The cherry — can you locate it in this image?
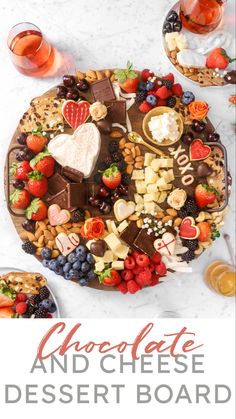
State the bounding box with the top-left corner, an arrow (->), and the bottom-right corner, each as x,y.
89,196 -> 101,207
98,186 -> 110,198
66,88 -> 80,101
117,184 -> 128,196
207,132 -> 220,142
192,119 -> 206,133
56,85 -> 68,98
16,133 -> 27,145
22,219 -> 36,233
76,79 -> 89,92
63,75 -> 76,87
16,148 -> 34,162
99,202 -> 112,215
181,132 -> 194,145
110,192 -> 120,203
13,179 -> 25,190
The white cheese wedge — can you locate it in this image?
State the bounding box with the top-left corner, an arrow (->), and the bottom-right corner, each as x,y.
145,167 -> 158,184
157,191 -> 167,203
135,181 -> 147,194
104,233 -> 121,251
114,244 -> 129,259
110,221 -> 119,236
147,184 -> 159,194
111,261 -> 124,270
144,193 -> 159,202
175,33 -> 188,51
144,202 -> 158,214
159,184 -> 173,191
131,169 -> 145,180
95,261 -> 105,272
156,177 -> 168,188
134,193 -> 144,204
105,220 -> 112,234
151,159 -> 162,172
144,153 -> 156,166
117,220 -> 129,233
177,49 -> 206,68
165,32 -> 178,51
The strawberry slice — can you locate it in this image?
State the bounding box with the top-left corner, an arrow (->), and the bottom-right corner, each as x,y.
114,61 -> 139,93
0,307 -> 14,318
0,284 -> 16,308
102,164 -> 121,189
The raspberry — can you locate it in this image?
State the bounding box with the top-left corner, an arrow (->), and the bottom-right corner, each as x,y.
15,293 -> 27,303
47,313 -> 53,318
15,302 -> 27,314
136,254 -> 149,268
131,250 -> 142,261
162,73 -> 174,84
156,86 -> 172,99
156,98 -> 167,106
150,274 -> 160,287
149,262 -> 155,273
155,262 -> 167,276
132,266 -> 144,275
151,252 -> 162,264
127,280 -> 140,294
121,270 -> 134,281
172,83 -> 183,97
124,256 -> 136,270
141,69 -> 154,81
139,100 -> 152,113
116,281 -> 128,294
136,270 -> 152,286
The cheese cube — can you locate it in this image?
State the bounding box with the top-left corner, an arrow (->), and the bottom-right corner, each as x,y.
131,169 -> 145,180
103,250 -> 115,263
156,158 -> 173,168
151,159 -> 162,172
110,221 -> 119,236
144,153 -> 156,166
95,261 -> 105,272
134,193 -> 144,204
159,184 -> 173,191
157,191 -> 167,203
117,220 -> 129,233
167,169 -> 174,182
105,220 -> 112,234
104,233 -> 121,251
145,167 -> 158,184
147,183 -> 158,193
144,202 -> 158,214
144,193 -> 159,202
135,203 -> 144,212
135,181 -> 147,194
111,261 -> 124,270
114,244 -> 129,259
156,177 -> 168,188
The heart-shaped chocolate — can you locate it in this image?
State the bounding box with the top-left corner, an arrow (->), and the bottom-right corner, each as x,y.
48,204 -> 71,226
179,217 -> 200,240
114,199 -> 135,222
190,139 -> 211,161
90,240 -> 107,257
55,232 -> 80,256
196,162 -> 213,178
154,232 -> 176,256
62,100 -> 90,129
48,123 -> 101,178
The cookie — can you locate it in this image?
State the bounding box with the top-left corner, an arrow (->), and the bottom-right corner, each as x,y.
0,272 -> 47,294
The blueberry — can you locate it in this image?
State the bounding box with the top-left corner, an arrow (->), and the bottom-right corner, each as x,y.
138,80 -> 147,91
76,244 -> 86,254
67,252 -> 77,264
146,94 -> 157,107
64,272 -> 72,280
81,261 -> 90,273
78,271 -> 84,278
48,302 -> 57,313
63,262 -> 72,273
41,247 -> 52,260
55,266 -> 64,276
39,299 -> 53,310
73,260 -> 81,271
86,253 -> 94,265
181,91 -> 195,105
48,260 -> 59,272
87,270 -> 96,281
69,269 -> 80,279
79,278 -> 89,286
77,252 -> 87,262
146,81 -> 155,91
57,255 -> 67,266
42,259 -> 50,268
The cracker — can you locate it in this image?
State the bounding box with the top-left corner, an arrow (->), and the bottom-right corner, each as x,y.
0,272 -> 47,294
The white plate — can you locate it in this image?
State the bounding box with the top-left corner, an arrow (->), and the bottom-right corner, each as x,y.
0,267 -> 60,318
161,1 -> 236,88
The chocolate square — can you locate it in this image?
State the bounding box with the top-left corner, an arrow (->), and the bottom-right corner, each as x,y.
120,222 -> 140,250
46,190 -> 69,209
67,183 -> 88,208
91,77 -> 116,102
62,166 -> 84,183
134,229 -> 156,257
105,100 -> 126,124
48,172 -> 68,195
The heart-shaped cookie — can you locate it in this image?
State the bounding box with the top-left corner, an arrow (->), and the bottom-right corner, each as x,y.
190,139 -> 211,161
48,204 -> 71,226
48,123 -> 101,178
114,199 -> 135,222
55,232 -> 80,256
179,217 -> 200,240
154,233 -> 176,256
62,100 -> 90,129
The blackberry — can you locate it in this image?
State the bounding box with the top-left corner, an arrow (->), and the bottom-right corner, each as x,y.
135,90 -> 147,103
185,197 -> 199,216
181,250 -> 195,263
121,173 -> 131,185
104,156 -> 113,166
117,160 -> 126,171
182,239 -> 198,251
72,208 -> 85,222
39,286 -> 50,300
166,96 -> 177,108
23,305 -> 35,318
97,161 -> 108,171
112,151 -> 123,162
178,208 -> 188,219
34,308 -> 48,318
22,241 -> 37,255
29,295 -> 41,307
94,172 -> 102,184
162,79 -> 173,89
108,141 -> 118,154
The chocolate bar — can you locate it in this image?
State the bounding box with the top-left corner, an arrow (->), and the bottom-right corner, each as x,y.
67,183 -> 88,208
91,78 -> 116,102
134,229 -> 156,257
48,172 -> 68,195
46,190 -> 69,209
105,100 -> 126,124
62,166 -> 84,183
120,222 -> 140,250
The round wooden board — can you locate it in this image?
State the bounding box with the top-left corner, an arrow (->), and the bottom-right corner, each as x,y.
4,70 -> 227,292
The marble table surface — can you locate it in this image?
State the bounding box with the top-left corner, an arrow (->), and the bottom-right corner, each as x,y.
0,0 -> 235,318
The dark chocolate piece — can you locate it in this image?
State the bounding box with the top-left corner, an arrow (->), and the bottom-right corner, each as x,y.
67,183 -> 88,208
46,190 -> 69,209
120,222 -> 140,250
224,70 -> 236,84
134,229 -> 156,257
96,119 -> 112,134
196,162 -> 213,178
62,166 -> 84,183
105,100 -> 126,124
90,240 -> 107,257
90,77 -> 116,102
47,172 -> 68,195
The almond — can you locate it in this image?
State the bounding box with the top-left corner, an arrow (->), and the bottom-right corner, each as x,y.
174,217 -> 182,227
38,235 -> 45,246
124,155 -> 134,164
96,70 -> 104,80
86,70 -> 96,78
110,130 -> 123,138
76,70 -> 85,80
119,138 -> 126,149
131,148 -> 136,158
52,250 -> 60,258
156,211 -> 164,219
128,214 -> 139,221
38,221 -> 47,231
126,164 -> 134,174
44,230 -> 54,241
20,231 -> 29,240
124,148 -> 131,155
135,146 -> 141,156
166,208 -> 177,217
162,215 -> 173,223
134,162 -> 144,169
104,69 -> 111,78
136,219 -> 143,228
135,156 -> 144,162
55,225 -> 66,234
125,142 -> 135,149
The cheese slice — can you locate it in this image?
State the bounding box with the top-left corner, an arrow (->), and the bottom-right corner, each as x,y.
95,261 -> 105,272
117,220 -> 129,233
131,169 -> 145,180
114,244 -> 129,259
177,49 -> 206,68
135,180 -> 147,194
104,233 -> 121,251
134,193 -> 144,204
111,261 -> 124,270
145,167 -> 158,184
105,220 -> 112,234
110,221 -> 119,236
144,153 -> 156,166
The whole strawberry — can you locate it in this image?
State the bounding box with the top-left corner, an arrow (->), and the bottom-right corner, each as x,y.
194,184 -> 217,208
206,48 -> 236,69
30,148 -> 55,177
10,160 -> 31,181
10,189 -> 31,209
102,164 -> 121,189
26,198 -> 48,221
28,171 -> 48,197
26,127 -> 48,153
114,61 -> 139,93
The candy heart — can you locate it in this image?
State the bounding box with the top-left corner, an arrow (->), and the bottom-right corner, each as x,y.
55,233 -> 80,256
179,217 -> 200,240
154,233 -> 176,256
190,139 -> 211,161
62,100 -> 90,129
48,123 -> 101,178
114,199 -> 135,222
48,204 -> 71,226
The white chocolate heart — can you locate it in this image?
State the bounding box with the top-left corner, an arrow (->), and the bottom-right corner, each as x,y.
56,233 -> 80,256
154,233 -> 176,256
114,199 -> 135,222
48,123 -> 101,178
48,204 -> 71,226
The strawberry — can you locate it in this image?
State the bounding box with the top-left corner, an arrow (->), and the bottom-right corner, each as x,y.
116,281 -> 128,294
127,280 -> 140,294
96,266 -> 122,287
172,83 -> 183,97
194,184 -> 217,209
141,68 -> 154,81
139,100 -> 152,113
114,61 -> 139,93
28,171 -> 48,197
26,127 -> 48,153
102,164 -> 121,189
229,94 -> 236,106
26,198 -> 48,221
10,189 -> 31,209
156,86 -> 172,99
15,302 -> 27,315
30,148 -> 55,177
0,307 -> 14,318
197,221 -> 211,242
0,284 -> 16,308
156,98 -> 167,106
206,48 -> 236,70
162,73 -> 174,84
10,161 -> 31,181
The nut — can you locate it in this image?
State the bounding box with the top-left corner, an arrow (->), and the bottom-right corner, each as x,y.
166,208 -> 177,217
110,130 -> 123,138
162,215 -> 173,223
126,165 -> 133,174
156,211 -> 164,219
52,250 -> 60,258
124,155 -> 134,164
125,142 -> 134,149
128,214 -> 139,221
86,70 -> 96,79
104,69 -> 111,78
135,146 -> 141,156
55,225 -> 66,234
135,156 -> 144,162
96,70 -> 104,80
35,228 -> 43,240
174,217 -> 182,227
119,138 -> 126,149
76,70 -> 85,80
44,230 -> 54,241
136,219 -> 143,228
131,148 -> 136,158
124,148 -> 131,155
134,162 -> 144,169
